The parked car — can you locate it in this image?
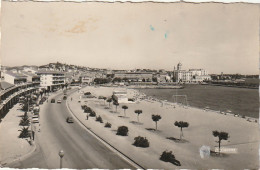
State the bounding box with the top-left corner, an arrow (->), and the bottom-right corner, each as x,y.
51,99 -> 55,103
32,116 -> 39,123
57,100 -> 62,103
66,116 -> 74,123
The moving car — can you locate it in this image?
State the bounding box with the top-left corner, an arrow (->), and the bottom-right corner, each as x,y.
66,116 -> 74,123
51,99 -> 55,103
57,99 -> 62,103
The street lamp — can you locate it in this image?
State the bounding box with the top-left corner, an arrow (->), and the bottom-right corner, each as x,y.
58,150 -> 65,169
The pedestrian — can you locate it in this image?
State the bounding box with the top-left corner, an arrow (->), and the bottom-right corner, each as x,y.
71,97 -> 73,101
86,115 -> 89,120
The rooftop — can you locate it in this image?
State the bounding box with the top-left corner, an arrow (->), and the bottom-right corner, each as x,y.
5,71 -> 27,78
0,81 -> 15,90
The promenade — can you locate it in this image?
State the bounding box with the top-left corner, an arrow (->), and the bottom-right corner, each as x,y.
0,104 -> 34,166
67,86 -> 259,169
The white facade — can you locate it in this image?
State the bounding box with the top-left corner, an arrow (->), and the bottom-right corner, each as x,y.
4,73 -> 15,84
80,76 -> 93,84
113,90 -> 128,103
37,70 -> 65,90
173,63 -> 211,83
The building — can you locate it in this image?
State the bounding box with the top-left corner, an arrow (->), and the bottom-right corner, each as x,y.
79,75 -> 93,85
21,71 -> 41,83
114,72 -> 153,82
112,90 -> 128,103
4,71 -> 27,84
0,80 -> 39,120
173,63 -> 211,83
36,70 -> 65,91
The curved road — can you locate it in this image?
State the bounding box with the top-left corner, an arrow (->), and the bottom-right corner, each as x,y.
9,89 -> 135,169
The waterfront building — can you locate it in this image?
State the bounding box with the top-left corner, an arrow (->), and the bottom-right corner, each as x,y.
36,70 -> 65,91
173,63 -> 211,83
114,72 -> 153,82
112,90 -> 128,103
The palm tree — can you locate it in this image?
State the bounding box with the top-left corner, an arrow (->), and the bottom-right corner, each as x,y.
152,115 -> 161,130
174,121 -> 189,140
107,98 -> 112,108
134,109 -> 143,122
113,101 -> 119,112
212,130 -> 229,154
19,115 -> 30,126
122,105 -> 128,117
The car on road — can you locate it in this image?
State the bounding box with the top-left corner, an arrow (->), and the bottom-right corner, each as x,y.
51,99 -> 55,103
32,116 -> 39,123
66,116 -> 74,123
57,99 -> 62,103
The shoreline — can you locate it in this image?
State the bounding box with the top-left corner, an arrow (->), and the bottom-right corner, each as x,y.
129,88 -> 259,121
72,85 -> 259,169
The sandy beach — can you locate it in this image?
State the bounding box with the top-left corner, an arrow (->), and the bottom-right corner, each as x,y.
68,86 -> 259,169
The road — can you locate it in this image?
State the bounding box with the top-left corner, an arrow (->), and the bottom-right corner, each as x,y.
8,89 -> 136,169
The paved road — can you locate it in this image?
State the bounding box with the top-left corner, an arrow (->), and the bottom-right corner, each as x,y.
9,89 -> 135,169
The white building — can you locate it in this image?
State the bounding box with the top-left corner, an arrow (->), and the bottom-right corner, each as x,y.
36,70 -> 65,91
113,90 -> 128,103
4,71 -> 27,84
173,63 -> 211,83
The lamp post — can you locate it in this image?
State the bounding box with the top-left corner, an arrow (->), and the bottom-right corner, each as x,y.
58,150 -> 65,169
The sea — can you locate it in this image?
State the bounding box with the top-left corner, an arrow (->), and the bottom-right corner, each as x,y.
138,85 -> 259,118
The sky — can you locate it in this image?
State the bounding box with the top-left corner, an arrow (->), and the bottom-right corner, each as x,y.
1,2 -> 259,74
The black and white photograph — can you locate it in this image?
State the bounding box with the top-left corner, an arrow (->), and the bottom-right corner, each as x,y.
0,1 -> 259,169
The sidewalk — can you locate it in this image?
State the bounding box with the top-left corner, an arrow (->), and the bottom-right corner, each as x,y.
0,104 -> 35,166
67,86 -> 259,169
0,90 -> 63,167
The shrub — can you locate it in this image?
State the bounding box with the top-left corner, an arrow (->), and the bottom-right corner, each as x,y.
133,136 -> 149,148
84,92 -> 91,95
116,126 -> 128,136
19,127 -> 30,138
84,107 -> 92,113
105,122 -> 112,128
255,119 -> 258,123
81,105 -> 87,110
128,98 -> 135,102
160,150 -> 181,166
89,111 -> 96,117
96,115 -> 103,123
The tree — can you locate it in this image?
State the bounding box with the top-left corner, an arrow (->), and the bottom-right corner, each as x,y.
113,101 -> 119,112
19,126 -> 30,138
106,98 -> 112,108
152,115 -> 161,130
174,121 -> 189,140
122,105 -> 128,117
212,131 -> 229,154
134,109 -> 143,122
19,115 -> 30,126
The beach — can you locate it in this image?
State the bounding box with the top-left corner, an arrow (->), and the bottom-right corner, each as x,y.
68,86 -> 259,169
137,84 -> 259,118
